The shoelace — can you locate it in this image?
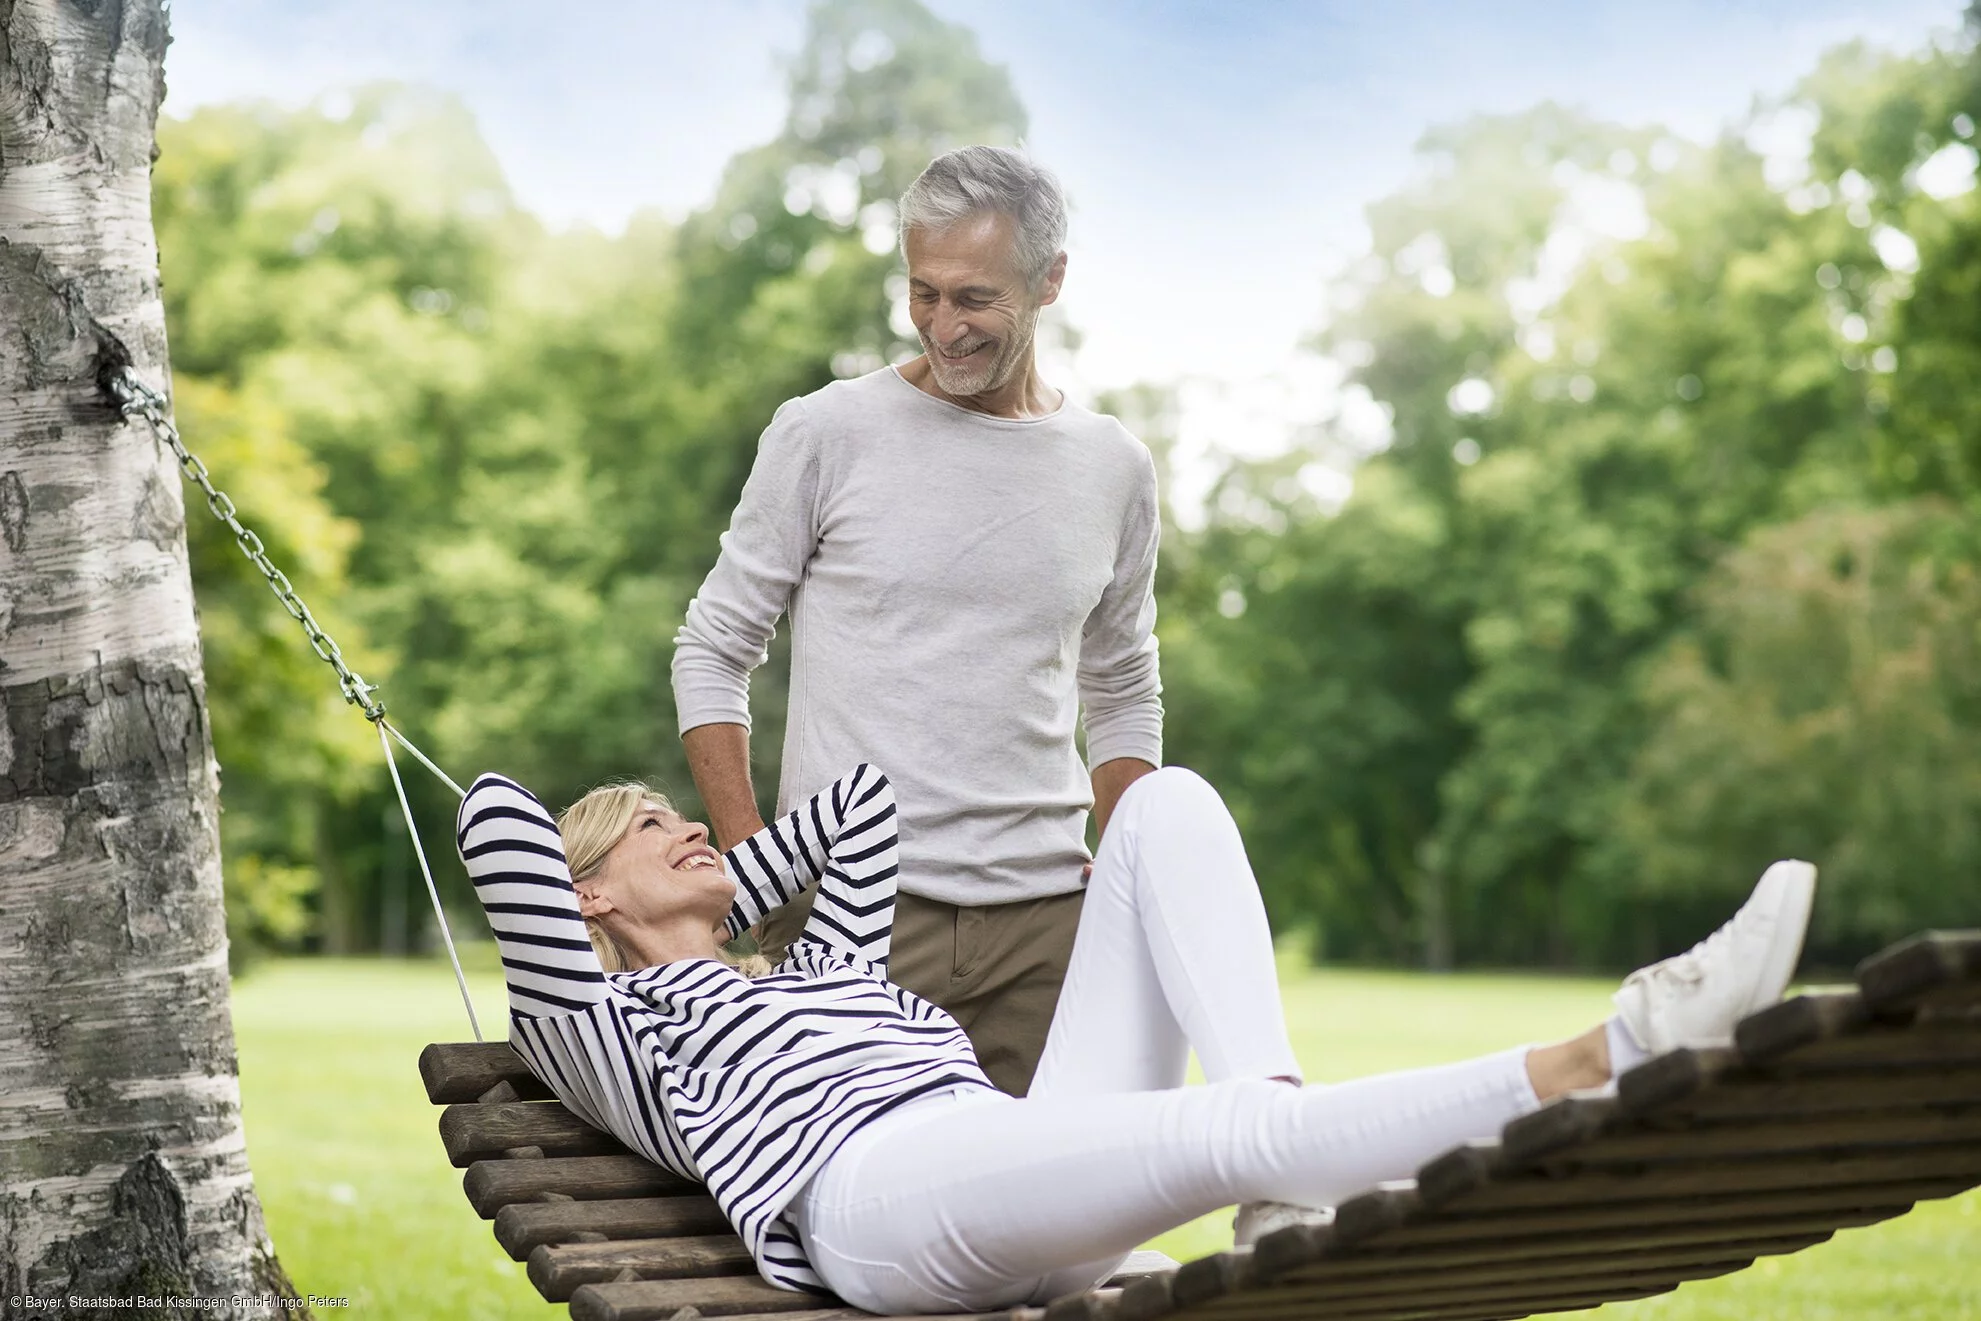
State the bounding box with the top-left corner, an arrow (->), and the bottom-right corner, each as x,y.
1631,906 -> 1756,988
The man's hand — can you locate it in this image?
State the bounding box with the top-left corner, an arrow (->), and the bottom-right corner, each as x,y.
683,722 -> 768,850
1090,757 -> 1157,863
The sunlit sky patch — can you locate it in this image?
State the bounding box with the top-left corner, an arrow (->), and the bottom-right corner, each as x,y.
164,0 -> 1965,516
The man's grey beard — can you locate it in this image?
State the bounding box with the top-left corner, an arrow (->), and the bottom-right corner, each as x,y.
920,307 -> 1040,398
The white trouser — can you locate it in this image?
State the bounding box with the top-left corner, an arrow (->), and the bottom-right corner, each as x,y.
789,767 -> 1541,1314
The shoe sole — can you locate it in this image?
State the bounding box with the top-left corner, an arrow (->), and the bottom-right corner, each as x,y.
1748,860 -> 1817,1014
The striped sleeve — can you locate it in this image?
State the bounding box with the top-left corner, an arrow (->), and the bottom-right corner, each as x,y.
456,772 -> 609,1017
721,764 -> 898,969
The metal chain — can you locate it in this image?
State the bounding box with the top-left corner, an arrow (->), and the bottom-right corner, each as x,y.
107,366 -> 387,722
106,366 -> 482,1034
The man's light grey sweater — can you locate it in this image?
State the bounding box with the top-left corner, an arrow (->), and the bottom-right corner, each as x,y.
672,366 -> 1163,905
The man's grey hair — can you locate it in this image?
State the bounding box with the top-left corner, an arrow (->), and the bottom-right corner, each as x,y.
897,146 -> 1067,286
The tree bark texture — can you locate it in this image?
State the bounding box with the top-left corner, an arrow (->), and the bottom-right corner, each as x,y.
0,1 -> 300,1313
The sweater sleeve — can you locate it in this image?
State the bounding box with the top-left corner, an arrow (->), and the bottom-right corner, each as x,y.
1078,443 -> 1165,769
456,773 -> 701,1184
671,399 -> 822,734
721,763 -> 898,971
456,773 -> 609,1018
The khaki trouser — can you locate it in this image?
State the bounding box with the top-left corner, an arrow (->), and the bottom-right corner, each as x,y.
755,884 -> 1086,1097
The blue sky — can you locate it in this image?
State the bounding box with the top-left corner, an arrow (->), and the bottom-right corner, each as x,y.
163,1 -> 1967,489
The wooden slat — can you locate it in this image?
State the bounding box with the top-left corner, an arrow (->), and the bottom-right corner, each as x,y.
1857,930 -> 1981,1015
620,1314 -> 869,1321
1654,1065 -> 1981,1121
567,1275 -> 846,1320
1427,1142 -> 1981,1214
1501,1099 -> 1981,1168
420,1040 -> 553,1103
1755,1017 -> 1981,1070
440,1100 -> 629,1166
1549,1108 -> 1981,1165
1279,1208 -> 1878,1281
1497,1094 -> 1614,1163
528,1234 -> 757,1301
1276,1288 -> 1670,1321
1104,1251 -> 1179,1286
1325,1184 -> 1420,1249
1172,1252 -> 1249,1308
1115,1271 -> 1176,1321
1613,1046 -> 1981,1120
1185,1225 -> 1815,1315
494,1194 -> 732,1260
465,1153 -> 701,1217
1042,1286 -> 1125,1321
1733,989 -> 1874,1063
1210,1295 -> 1620,1321
1613,1044 -> 1743,1109
1424,1133 -> 1981,1210
1271,1175 -> 1969,1285
571,1311 -> 1003,1321
1323,1300 -> 1648,1321
1258,1290 -> 1664,1321
1205,1236 -> 1820,1313
574,1299 -> 868,1321
1288,1179 -> 1943,1265
1200,1268 -> 1686,1321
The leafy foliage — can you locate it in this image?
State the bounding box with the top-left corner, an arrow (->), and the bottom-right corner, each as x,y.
164,2 -> 1981,969
159,0 -> 1026,959
1169,23 -> 1981,969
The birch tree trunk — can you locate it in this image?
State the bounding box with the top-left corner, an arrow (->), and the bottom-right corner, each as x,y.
0,1 -> 301,1312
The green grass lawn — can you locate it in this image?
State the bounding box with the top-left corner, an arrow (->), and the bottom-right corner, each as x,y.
231,947 -> 1979,1319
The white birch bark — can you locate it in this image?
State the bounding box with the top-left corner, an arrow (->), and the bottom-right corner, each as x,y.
0,0 -> 301,1311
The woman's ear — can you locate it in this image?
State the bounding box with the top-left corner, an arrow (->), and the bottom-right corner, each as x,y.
574,882 -> 613,919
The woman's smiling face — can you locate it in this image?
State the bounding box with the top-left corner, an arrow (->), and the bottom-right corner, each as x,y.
575,799 -> 734,928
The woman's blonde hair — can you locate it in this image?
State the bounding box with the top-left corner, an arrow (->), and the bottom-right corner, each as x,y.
556,780 -> 770,978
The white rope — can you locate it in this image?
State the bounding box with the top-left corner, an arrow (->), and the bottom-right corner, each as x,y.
383,719 -> 466,800
378,721 -> 483,1042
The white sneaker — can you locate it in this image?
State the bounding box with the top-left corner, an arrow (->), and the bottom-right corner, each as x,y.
1612,859 -> 1818,1056
1233,1199 -> 1333,1248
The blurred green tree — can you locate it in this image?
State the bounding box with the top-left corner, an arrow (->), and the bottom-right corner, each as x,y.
154,0 -> 1981,970
1168,26 -> 1981,969
1613,502 -> 1981,954
154,0 -> 1034,954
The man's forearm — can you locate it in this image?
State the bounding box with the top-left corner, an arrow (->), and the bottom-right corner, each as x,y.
1091,756 -> 1157,842
682,722 -> 768,850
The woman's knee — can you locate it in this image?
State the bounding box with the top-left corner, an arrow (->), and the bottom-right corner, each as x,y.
1114,767 -> 1239,847
1116,766 -> 1224,821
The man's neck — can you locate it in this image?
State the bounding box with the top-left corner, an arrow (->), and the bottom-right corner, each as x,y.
900,354 -> 1063,420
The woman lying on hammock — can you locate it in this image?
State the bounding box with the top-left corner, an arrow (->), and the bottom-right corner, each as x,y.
457,763 -> 1815,1316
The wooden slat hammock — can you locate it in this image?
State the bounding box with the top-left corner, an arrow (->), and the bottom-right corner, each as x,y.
422,929 -> 1981,1321
110,366 -> 1981,1319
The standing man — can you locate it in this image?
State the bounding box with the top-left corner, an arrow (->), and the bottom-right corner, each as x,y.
671,147 -> 1162,1096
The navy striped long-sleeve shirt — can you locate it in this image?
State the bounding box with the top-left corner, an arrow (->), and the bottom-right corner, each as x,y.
455,762 -> 997,1292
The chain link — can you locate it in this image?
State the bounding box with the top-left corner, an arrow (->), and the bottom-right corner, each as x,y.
107,367 -> 387,721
